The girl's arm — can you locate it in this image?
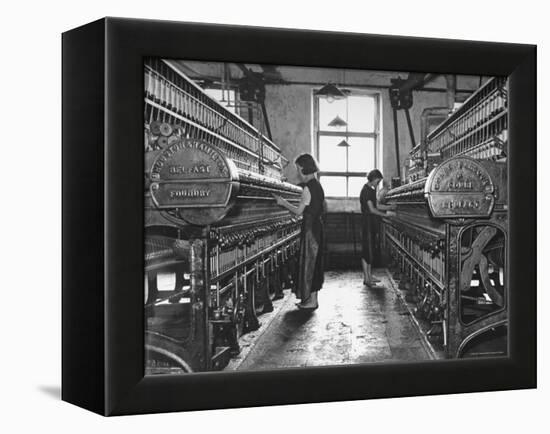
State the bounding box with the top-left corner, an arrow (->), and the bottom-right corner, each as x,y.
274,187 -> 310,216
377,203 -> 396,211
367,200 -> 391,217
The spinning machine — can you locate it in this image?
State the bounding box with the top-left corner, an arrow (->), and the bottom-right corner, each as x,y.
144,59 -> 302,373
382,77 -> 508,358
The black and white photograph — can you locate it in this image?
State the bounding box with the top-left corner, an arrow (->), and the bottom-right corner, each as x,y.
144,59 -> 509,374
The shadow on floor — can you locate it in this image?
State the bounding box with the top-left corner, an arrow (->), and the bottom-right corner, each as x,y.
366,284 -> 389,300
281,307 -> 316,327
37,385 -> 61,400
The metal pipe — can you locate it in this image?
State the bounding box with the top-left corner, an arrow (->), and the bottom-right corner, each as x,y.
397,73 -> 438,93
445,75 -> 457,110
392,108 -> 401,179
404,108 -> 416,148
179,74 -> 475,95
260,101 -> 273,140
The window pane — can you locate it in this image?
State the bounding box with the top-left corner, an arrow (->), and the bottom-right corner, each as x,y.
348,176 -> 367,198
204,88 -> 236,113
320,176 -> 346,197
318,98 -> 348,132
347,137 -> 375,172
319,135 -> 347,172
347,95 -> 375,133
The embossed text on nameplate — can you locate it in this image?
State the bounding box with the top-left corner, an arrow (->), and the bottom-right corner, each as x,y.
425,157 -> 495,218
149,139 -> 237,209
151,182 -> 230,207
150,140 -> 229,181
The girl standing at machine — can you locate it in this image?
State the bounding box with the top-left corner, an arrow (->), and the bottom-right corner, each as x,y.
360,169 -> 395,287
273,153 -> 325,310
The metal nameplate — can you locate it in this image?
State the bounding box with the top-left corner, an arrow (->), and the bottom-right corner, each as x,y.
425,157 -> 495,218
150,139 -> 237,209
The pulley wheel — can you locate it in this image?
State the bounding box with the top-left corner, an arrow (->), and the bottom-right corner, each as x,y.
150,120 -> 162,136
159,122 -> 173,137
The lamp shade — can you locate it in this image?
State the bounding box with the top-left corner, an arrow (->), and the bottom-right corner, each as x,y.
336,139 -> 350,147
314,83 -> 347,101
328,115 -> 348,128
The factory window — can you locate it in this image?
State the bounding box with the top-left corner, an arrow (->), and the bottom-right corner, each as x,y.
204,88 -> 237,114
314,92 -> 380,197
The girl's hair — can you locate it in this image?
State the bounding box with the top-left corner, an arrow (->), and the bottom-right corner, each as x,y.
367,169 -> 383,182
295,153 -> 319,175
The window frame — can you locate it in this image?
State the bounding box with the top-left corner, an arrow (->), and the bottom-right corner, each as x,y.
313,90 -> 381,198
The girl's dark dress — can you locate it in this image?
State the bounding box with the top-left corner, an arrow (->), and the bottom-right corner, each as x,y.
296,178 -> 325,301
360,183 -> 378,264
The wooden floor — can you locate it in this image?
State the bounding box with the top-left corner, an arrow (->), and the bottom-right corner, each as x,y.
225,269 -> 434,372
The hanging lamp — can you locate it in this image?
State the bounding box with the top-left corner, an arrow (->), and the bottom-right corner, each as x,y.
336,139 -> 350,147
328,115 -> 348,128
315,82 -> 347,103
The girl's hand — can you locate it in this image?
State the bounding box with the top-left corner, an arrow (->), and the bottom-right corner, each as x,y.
272,194 -> 284,206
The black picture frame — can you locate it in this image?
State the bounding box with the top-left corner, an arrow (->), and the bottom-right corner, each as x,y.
62,17 -> 536,416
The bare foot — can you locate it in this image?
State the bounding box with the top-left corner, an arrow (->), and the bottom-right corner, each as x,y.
297,303 -> 318,310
